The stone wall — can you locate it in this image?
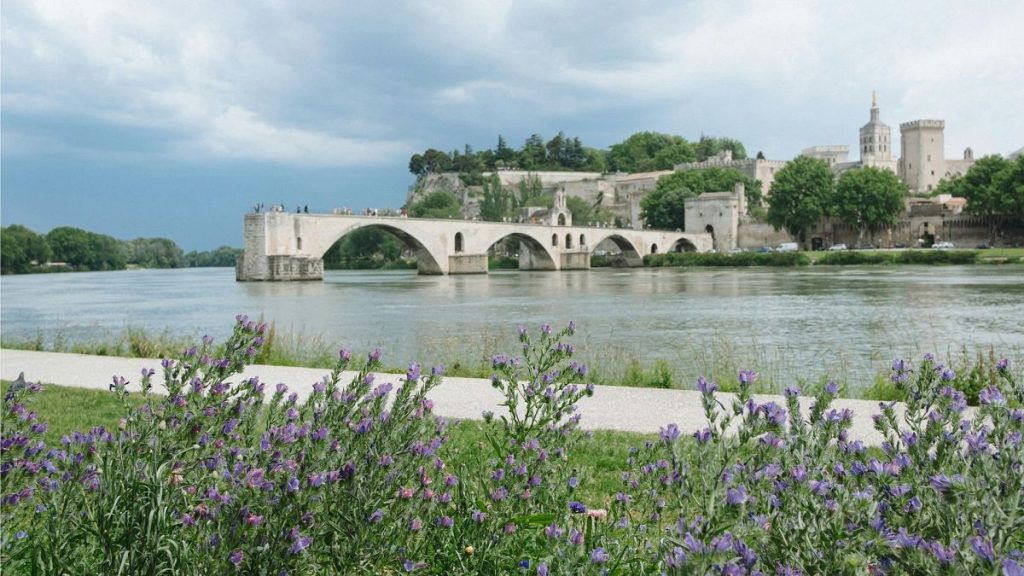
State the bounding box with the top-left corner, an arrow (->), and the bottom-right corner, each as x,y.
736,219 -> 794,250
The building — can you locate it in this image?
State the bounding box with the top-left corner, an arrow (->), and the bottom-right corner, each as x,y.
801,145 -> 849,166
898,120 -> 975,194
673,150 -> 788,193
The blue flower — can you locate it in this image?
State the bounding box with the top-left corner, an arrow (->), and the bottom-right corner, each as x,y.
590,547 -> 609,564
569,501 -> 587,514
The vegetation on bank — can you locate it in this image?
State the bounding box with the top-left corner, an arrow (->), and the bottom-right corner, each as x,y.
2,318 -> 1021,574
0,224 -> 241,275
645,248 -> 1023,268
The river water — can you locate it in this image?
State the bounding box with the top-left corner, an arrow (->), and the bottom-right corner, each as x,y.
2,266 -> 1022,392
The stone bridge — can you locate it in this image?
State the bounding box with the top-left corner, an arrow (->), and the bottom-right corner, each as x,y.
236,213 -> 713,281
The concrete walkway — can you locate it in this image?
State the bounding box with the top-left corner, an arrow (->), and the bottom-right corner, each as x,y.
1,348 -> 902,445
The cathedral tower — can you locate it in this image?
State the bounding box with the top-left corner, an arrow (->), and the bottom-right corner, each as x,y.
859,91 -> 893,169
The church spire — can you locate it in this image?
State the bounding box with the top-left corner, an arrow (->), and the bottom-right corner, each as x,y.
872,90 -> 877,108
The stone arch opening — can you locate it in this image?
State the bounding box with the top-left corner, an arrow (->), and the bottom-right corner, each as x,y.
454,232 -> 464,253
704,225 -> 715,250
579,234 -> 586,247
487,233 -> 557,271
590,234 -> 643,267
552,233 -> 559,247
651,244 -> 659,254
672,237 -> 698,253
296,237 -> 302,251
565,233 -> 573,249
319,223 -> 444,275
558,213 -> 567,226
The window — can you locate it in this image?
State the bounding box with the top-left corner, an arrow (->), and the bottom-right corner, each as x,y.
552,234 -> 558,247
565,234 -> 572,249
296,237 -> 302,250
650,244 -> 658,254
579,234 -> 586,247
454,232 -> 463,253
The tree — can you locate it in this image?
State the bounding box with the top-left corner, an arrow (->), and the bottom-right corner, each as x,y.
940,155 -> 1024,244
520,134 -> 547,170
124,237 -> 185,269
640,167 -> 762,230
565,195 -> 614,226
766,156 -> 835,246
608,132 -> 696,173
834,167 -> 906,243
0,225 -> 51,274
185,246 -> 243,267
695,136 -> 747,161
408,191 -> 462,219
495,135 -> 517,168
479,174 -> 514,222
47,226 -> 127,271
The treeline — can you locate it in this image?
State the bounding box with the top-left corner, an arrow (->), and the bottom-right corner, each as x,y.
408,131 -> 748,179
0,224 -> 242,274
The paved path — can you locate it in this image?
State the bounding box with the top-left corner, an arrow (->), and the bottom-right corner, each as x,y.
1,349 -> 903,445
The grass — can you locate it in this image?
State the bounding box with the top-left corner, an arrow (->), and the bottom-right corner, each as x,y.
0,380 -> 652,505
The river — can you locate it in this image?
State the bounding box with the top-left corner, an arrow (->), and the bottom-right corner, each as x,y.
1,265 -> 1022,392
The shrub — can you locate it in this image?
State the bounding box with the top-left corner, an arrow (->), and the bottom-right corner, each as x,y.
646,252 -> 810,267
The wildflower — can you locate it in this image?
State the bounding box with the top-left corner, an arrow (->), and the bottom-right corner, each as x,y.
545,523 -> 564,539
567,476 -> 579,489
738,370 -> 758,385
726,486 -> 748,505
369,347 -> 382,362
437,516 -> 454,528
536,563 -> 549,576
471,510 -> 487,523
969,536 -> 995,564
825,381 -> 839,395
406,362 -> 421,381
568,501 -> 587,514
228,548 -> 243,568
696,376 -> 718,394
784,386 -> 801,397
940,367 -> 956,381
929,474 -> 953,494
693,428 -> 712,444
586,508 -> 608,519
504,522 -> 516,534
289,535 -> 311,555
590,547 -> 609,564
409,518 -> 423,532
979,386 -> 1006,406
996,358 -> 1010,373
569,528 -> 584,545
660,423 -> 680,443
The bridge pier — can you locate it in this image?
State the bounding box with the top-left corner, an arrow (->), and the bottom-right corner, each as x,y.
560,250 -> 591,270
236,254 -> 324,281
448,253 -> 488,274
519,245 -> 558,271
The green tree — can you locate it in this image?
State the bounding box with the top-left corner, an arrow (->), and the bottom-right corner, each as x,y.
408,191 -> 462,219
520,134 -> 547,170
479,174 -> 515,222
516,174 -> 545,207
766,156 -> 835,246
939,155 -> 1024,244
495,134 -> 517,168
565,195 -> 614,226
123,237 -> 185,268
640,167 -> 762,230
834,167 -> 906,244
323,228 -> 404,268
185,246 -> 243,267
46,226 -> 127,271
695,135 -> 747,161
0,225 -> 51,274
608,132 -> 696,173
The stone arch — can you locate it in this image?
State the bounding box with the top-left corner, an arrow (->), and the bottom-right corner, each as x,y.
455,232 -> 464,253
316,222 -> 445,275
552,233 -> 559,247
651,243 -> 659,254
296,237 -> 302,251
486,232 -> 557,271
579,234 -> 586,248
589,233 -> 644,267
704,225 -> 715,249
671,237 -> 698,253
565,233 -> 573,249
557,213 -> 567,226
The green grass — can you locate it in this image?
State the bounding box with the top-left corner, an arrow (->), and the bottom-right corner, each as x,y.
0,380 -> 655,505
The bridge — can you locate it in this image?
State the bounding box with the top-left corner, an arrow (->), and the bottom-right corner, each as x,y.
236,212 -> 712,281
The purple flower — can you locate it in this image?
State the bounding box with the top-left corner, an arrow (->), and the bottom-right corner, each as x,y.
471,510 -> 487,523
693,428 -> 712,444
369,347 -> 382,362
339,348 -> 352,362
409,518 -> 423,532
940,367 -> 956,381
791,465 -> 807,483
228,548 -> 243,567
784,386 -> 801,398
1003,558 -> 1023,576
569,528 -> 584,546
738,370 -> 758,385
928,540 -> 956,566
568,501 -> 587,514
540,323 -> 551,334
726,485 -> 748,505
406,363 -> 421,382
289,535 -> 311,554
536,563 -> 549,576
567,476 -> 579,489
696,376 -> 718,394
590,547 -> 609,564
969,536 -> 995,564
545,523 -> 564,539
437,516 -> 454,528
825,380 -> 839,395
660,423 -> 680,443
286,477 -> 300,493
996,358 -> 1010,373
979,386 -> 1006,406
930,474 -> 953,494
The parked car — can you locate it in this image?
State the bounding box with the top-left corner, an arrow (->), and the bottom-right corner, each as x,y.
828,243 -> 848,251
932,241 -> 955,249
776,242 -> 798,252
757,246 -> 773,253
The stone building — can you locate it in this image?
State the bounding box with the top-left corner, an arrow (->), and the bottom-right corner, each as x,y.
684,183 -> 746,252
673,150 -> 788,193
898,120 -> 975,194
802,145 -> 850,166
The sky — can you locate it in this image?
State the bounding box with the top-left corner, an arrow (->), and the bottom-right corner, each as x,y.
2,1 -> 1022,251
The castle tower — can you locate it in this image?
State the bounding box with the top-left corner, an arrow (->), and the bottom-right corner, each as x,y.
898,120 -> 946,194
859,91 -> 893,168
